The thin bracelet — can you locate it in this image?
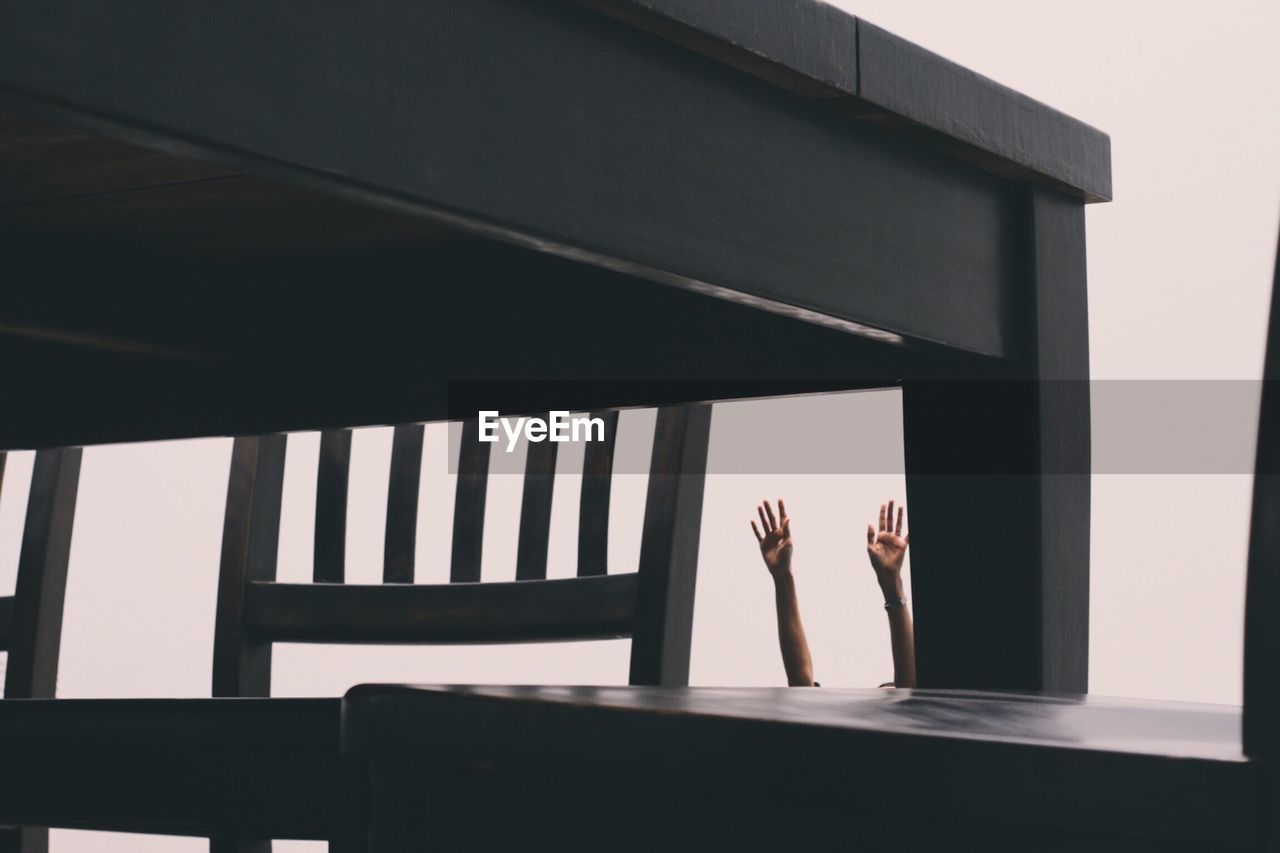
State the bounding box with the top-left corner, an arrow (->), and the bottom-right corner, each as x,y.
884,596 -> 907,610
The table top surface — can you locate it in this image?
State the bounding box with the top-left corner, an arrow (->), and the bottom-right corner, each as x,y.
343,683 -> 1244,762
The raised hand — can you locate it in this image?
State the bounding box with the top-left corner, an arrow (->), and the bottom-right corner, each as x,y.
751,499 -> 793,577
866,499 -> 909,584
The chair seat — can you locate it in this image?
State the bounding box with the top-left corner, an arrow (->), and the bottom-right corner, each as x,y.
0,697 -> 345,839
344,685 -> 1257,851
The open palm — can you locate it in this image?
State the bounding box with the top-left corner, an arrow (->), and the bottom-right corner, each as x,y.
866,499 -> 908,577
751,499 -> 792,576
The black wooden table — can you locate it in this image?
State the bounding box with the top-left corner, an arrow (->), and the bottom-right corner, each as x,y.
7,3 -> 1280,852
0,0 -> 1109,694
342,684 -> 1251,852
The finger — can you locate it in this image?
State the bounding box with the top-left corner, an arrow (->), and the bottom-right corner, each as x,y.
758,505 -> 771,532
751,520 -> 763,542
763,500 -> 778,530
866,524 -> 875,546
904,532 -> 910,546
879,503 -> 887,532
778,498 -> 788,523
896,505 -> 904,536
887,500 -> 895,534
781,518 -> 791,537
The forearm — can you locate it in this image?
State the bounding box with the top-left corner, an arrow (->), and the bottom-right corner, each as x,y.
772,571 -> 815,686
878,574 -> 916,688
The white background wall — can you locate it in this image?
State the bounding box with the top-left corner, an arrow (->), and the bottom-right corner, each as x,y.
0,2 -> 1277,850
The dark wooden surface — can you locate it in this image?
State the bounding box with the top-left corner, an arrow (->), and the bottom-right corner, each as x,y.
1026,187 -> 1093,691
0,235 -> 955,450
342,684 -> 1251,852
901,185 -> 1091,692
178,404 -> 709,848
243,575 -> 638,645
449,424 -> 490,585
211,435 -> 288,699
0,698 -> 344,839
382,425 -> 424,585
0,407 -> 715,847
853,21 -> 1110,202
0,597 -> 11,654
514,428 -> 558,582
0,0 -> 1113,453
0,448 -> 82,853
0,3 -> 1119,845
3,449 -> 82,699
629,405 -> 713,686
581,2 -> 1110,201
313,430 -> 352,584
216,406 -> 711,658
578,412 -> 620,578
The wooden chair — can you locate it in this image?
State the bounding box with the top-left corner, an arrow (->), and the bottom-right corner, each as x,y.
0,448 -> 83,853
0,404 -> 712,851
215,405 -> 712,700
334,229 -> 1280,851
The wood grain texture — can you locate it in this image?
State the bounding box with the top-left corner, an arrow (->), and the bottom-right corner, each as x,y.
854,21 -> 1111,202
578,411 -> 620,577
243,575 -> 638,645
0,108 -> 233,206
0,0 -> 1021,357
575,0 -> 858,99
1027,186 -> 1091,693
313,429 -> 352,584
383,424 -> 425,584
343,685 -> 1252,852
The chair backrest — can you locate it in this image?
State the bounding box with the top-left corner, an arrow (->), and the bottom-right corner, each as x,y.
0,448 -> 82,700
1244,228 -> 1280,759
212,405 -> 713,697
0,448 -> 80,853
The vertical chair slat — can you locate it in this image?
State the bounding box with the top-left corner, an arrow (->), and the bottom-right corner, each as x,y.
450,420 -> 490,583
577,411 -> 619,577
515,424 -> 558,581
314,430 -> 352,583
628,405 -> 714,687
384,424 -> 426,584
0,597 -> 11,652
212,434 -> 287,698
5,447 -> 83,700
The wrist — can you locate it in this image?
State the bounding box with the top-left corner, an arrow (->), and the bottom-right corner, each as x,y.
770,567 -> 795,586
876,572 -> 904,600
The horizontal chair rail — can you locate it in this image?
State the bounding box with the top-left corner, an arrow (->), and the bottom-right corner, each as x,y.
243,573 -> 639,644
